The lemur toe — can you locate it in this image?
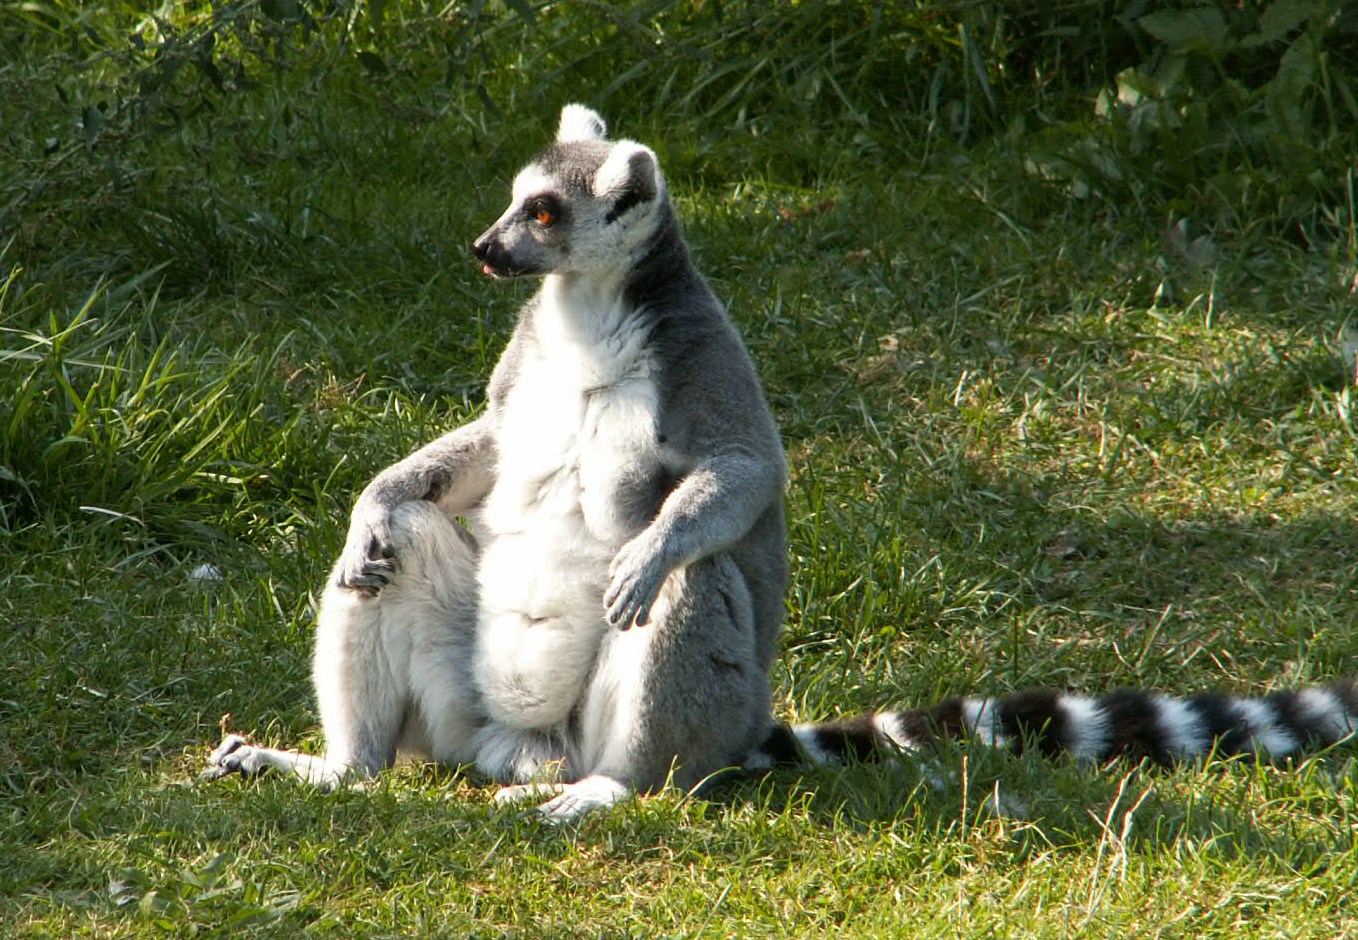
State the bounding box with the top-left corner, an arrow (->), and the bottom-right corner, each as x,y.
202,734 -> 266,781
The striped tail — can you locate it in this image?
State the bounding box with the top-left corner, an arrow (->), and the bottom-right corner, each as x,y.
748,678 -> 1358,768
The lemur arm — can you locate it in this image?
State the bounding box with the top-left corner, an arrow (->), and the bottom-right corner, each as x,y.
604,444 -> 785,628
334,416 -> 496,593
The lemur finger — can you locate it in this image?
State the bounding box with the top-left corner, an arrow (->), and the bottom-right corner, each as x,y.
198,764 -> 234,782
335,575 -> 377,596
625,590 -> 653,627
604,571 -> 634,620
335,569 -> 384,594
335,549 -> 397,592
606,592 -> 634,629
608,583 -> 656,630
634,599 -> 653,626
350,571 -> 392,593
364,556 -> 397,576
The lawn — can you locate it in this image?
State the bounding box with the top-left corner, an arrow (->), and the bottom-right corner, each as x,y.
3,2 -> 1357,937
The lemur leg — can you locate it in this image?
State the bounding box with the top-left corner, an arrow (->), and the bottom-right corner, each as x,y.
206,501 -> 482,787
527,555 -> 771,821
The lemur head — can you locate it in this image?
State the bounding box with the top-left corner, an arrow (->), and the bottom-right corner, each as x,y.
472,105 -> 668,279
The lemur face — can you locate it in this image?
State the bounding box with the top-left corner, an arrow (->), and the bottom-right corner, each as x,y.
471,105 -> 665,279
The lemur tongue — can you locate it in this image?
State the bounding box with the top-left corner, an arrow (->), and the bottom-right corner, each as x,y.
481,263 -> 495,277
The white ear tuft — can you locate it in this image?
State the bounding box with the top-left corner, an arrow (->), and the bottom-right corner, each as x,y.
593,141 -> 660,199
557,104 -> 608,143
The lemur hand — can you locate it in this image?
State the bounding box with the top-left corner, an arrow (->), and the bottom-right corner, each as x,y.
333,496 -> 398,595
605,532 -> 670,629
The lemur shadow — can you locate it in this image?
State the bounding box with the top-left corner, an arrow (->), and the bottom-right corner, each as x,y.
694,741 -> 1356,873
901,475 -> 1358,686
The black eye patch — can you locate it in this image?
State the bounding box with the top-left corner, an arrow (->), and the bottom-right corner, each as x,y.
524,194 -> 564,226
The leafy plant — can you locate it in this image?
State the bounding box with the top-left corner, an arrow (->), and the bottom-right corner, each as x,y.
1026,1 -> 1358,228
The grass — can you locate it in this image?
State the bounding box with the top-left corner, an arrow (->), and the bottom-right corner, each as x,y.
3,1 -> 1358,937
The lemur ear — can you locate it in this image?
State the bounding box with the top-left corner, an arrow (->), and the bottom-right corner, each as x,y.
557,104 -> 608,143
593,142 -> 660,202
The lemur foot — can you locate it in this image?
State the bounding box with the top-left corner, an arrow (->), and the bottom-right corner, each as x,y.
537,776 -> 633,823
201,734 -> 269,781
495,775 -> 632,823
493,782 -> 567,806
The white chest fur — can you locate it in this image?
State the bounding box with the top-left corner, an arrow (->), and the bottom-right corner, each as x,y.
478,277 -> 663,614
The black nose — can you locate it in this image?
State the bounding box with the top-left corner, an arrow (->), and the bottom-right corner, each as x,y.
472,239 -> 489,260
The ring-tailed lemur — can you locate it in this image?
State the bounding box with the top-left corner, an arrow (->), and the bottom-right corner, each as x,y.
205,106 -> 1358,820
207,104 -> 789,820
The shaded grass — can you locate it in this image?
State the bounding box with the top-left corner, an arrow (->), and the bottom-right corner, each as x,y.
3,1 -> 1358,937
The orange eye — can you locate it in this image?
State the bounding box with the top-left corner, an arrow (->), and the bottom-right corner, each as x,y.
534,203 -> 556,226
